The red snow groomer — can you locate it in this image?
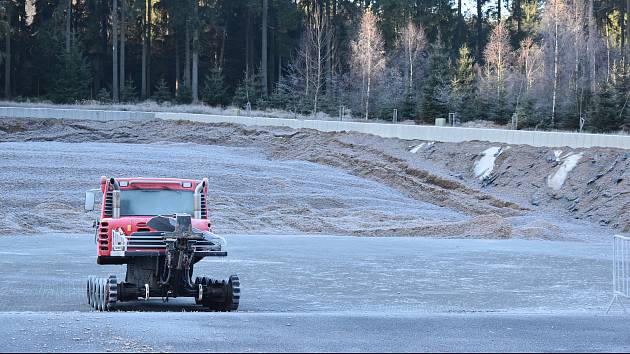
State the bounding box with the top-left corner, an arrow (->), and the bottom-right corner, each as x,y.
84,176 -> 239,312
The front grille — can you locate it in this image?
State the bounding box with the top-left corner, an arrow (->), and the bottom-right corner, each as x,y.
125,231 -> 221,255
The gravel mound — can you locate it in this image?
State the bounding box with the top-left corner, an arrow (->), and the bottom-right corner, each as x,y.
0,117 -> 626,239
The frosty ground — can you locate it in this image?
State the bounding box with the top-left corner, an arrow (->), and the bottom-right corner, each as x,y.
1,234 -> 629,352
0,117 -> 628,351
1,117 -> 627,239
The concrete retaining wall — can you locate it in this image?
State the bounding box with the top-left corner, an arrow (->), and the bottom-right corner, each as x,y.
157,112 -> 630,149
0,106 -> 628,149
0,106 -> 154,121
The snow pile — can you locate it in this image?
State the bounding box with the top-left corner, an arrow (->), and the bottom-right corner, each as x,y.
474,147 -> 503,180
409,142 -> 435,154
547,152 -> 583,191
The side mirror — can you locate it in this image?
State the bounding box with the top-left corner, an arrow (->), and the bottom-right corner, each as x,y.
84,190 -> 96,212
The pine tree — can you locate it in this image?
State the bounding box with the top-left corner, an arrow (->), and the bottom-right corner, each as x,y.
588,83 -> 618,133
153,78 -> 172,103
481,23 -> 513,125
232,70 -> 265,109
120,79 -> 138,103
268,76 -> 293,111
451,44 -> 477,122
232,83 -> 248,109
421,40 -> 451,123
96,88 -> 112,103
611,60 -> 629,131
175,84 -> 192,104
400,91 -> 417,120
202,68 -> 227,106
48,45 -> 92,104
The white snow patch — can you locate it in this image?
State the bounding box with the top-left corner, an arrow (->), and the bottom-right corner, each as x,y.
409,142 -> 434,154
474,147 -> 503,180
547,153 -> 583,191
553,150 -> 563,162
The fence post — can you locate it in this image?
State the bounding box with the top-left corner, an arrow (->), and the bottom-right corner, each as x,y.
393,109 -> 398,124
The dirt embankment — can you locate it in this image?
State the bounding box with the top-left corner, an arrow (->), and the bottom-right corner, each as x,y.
0,118 -> 627,238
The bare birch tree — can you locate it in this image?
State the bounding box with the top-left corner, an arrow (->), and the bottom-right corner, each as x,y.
541,0 -> 568,127
306,7 -> 332,114
517,37 -> 544,93
397,20 -> 426,92
283,6 -> 332,114
479,23 -> 514,123
483,23 -> 511,99
350,10 -> 385,120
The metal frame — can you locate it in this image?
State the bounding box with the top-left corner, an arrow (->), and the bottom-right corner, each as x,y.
607,234 -> 630,314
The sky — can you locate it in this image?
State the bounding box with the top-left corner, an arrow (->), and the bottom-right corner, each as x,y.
462,0 -> 511,18
22,0 -> 511,27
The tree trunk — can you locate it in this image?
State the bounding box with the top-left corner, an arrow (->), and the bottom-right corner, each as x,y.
305,40 -> 309,97
245,6 -> 251,82
185,13 -> 190,88
141,0 -> 147,98
332,0 -> 337,73
497,0 -> 501,22
325,0 -> 332,83
192,0 -> 199,103
620,2 -> 626,57
262,0 -> 268,96
551,0 -> 558,128
65,0 -> 71,52
112,0 -> 119,102
365,37 -> 371,121
175,29 -> 180,93
515,0 -> 521,37
605,22 -> 611,81
627,0 -> 629,55
588,0 -> 595,91
315,27 -> 321,114
455,0 -> 465,50
4,23 -> 10,99
365,72 -> 370,120
477,0 -> 483,59
120,0 -> 126,93
219,26 -> 226,70
147,0 -> 152,96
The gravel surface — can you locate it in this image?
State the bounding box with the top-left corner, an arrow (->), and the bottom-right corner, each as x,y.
0,233 -> 625,352
0,117 -> 625,239
0,234 -> 612,313
0,141 -> 464,236
3,312 -> 630,352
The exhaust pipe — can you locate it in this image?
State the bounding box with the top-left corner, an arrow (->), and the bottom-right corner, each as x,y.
193,178 -> 207,219
110,178 -> 121,219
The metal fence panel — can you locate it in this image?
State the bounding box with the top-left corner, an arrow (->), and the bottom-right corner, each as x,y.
607,235 -> 630,313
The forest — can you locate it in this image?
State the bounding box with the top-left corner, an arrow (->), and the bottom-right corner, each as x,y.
0,0 -> 627,132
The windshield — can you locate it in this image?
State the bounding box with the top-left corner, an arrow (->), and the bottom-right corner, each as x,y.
120,189 -> 194,216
